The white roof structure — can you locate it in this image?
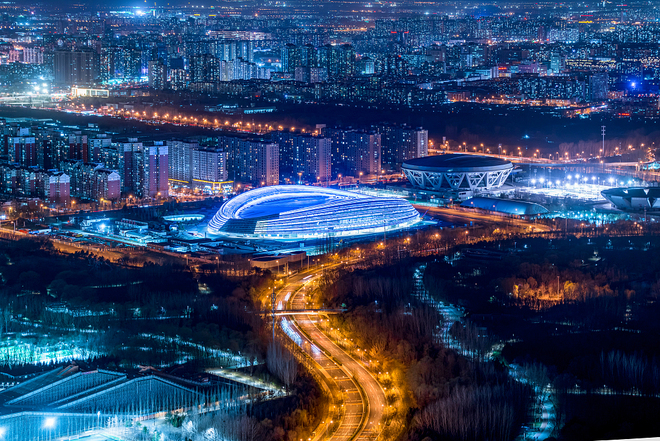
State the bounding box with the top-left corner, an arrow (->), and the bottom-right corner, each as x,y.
403,154 -> 513,191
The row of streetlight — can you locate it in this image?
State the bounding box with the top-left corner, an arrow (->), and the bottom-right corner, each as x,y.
68,104 -> 317,135
530,174 -> 637,187
450,141 -> 648,162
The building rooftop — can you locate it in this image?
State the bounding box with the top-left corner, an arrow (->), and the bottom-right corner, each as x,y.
461,197 -> 548,216
403,154 -> 512,171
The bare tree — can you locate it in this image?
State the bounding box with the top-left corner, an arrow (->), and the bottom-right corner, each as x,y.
267,340 -> 298,392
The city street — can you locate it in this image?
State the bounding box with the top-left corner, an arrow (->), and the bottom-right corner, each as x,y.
419,205 -> 553,232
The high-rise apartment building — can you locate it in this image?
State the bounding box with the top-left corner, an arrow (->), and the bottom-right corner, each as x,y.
272,131 -> 331,183
121,139 -> 143,195
167,139 -> 199,186
46,172 -> 70,204
322,128 -> 381,177
93,169 -> 121,201
88,134 -> 112,163
148,60 -> 167,90
60,160 -> 119,201
54,49 -> 97,86
189,54 -> 219,84
68,133 -> 89,162
219,135 -> 279,186
143,143 -> 169,198
8,136 -> 37,167
376,124 -> 428,169
191,147 -> 228,192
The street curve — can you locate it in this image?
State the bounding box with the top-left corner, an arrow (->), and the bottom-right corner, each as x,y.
276,268 -> 387,440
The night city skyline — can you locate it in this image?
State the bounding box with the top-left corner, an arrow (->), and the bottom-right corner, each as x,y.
0,0 -> 659,440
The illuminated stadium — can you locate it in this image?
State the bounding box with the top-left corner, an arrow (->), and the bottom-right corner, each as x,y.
402,154 -> 513,191
601,187 -> 660,211
208,185 -> 421,239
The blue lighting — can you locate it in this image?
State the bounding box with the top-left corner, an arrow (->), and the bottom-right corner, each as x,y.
208,186 -> 420,239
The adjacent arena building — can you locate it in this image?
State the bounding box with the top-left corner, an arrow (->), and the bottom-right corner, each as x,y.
601,187 -> 660,211
208,185 -> 420,239
461,197 -> 549,215
402,154 -> 513,192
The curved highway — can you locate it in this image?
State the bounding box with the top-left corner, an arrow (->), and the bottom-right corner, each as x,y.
276,268 -> 386,440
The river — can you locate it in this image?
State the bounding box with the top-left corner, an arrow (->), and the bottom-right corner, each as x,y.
412,263 -> 556,440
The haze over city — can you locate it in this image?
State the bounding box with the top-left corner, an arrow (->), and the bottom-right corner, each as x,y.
0,0 -> 658,440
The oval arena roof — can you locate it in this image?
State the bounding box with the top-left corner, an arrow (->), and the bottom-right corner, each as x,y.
207,185 -> 420,239
461,197 -> 549,216
403,154 -> 513,172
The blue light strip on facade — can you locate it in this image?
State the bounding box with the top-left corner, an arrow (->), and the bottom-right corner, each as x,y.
208,185 -> 421,239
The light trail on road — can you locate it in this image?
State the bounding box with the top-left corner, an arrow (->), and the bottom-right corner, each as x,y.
276,267 -> 387,440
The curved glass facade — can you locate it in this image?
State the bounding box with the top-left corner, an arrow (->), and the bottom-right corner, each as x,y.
208,185 -> 421,239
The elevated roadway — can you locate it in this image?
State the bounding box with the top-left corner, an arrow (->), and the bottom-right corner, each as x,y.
416,205 -> 553,232
276,266 -> 386,440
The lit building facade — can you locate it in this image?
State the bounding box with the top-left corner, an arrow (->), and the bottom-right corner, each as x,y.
272,131 -> 331,183
8,136 -> 37,167
167,139 -> 199,186
322,127 -> 381,177
376,124 -> 429,170
220,135 -> 279,186
191,147 -> 228,192
143,143 -> 169,198
208,185 -> 420,239
403,154 -> 513,191
53,49 -> 97,86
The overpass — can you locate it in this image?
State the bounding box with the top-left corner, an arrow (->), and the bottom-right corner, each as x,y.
260,308 -> 346,316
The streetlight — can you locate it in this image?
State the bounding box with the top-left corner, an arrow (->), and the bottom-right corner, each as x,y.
44,417 -> 56,437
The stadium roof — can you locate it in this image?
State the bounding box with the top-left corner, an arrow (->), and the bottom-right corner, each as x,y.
403,154 -> 512,172
601,187 -> 660,210
601,187 -> 660,198
461,197 -> 548,216
208,185 -> 420,239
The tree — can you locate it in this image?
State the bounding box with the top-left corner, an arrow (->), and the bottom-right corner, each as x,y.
267,340 -> 298,392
